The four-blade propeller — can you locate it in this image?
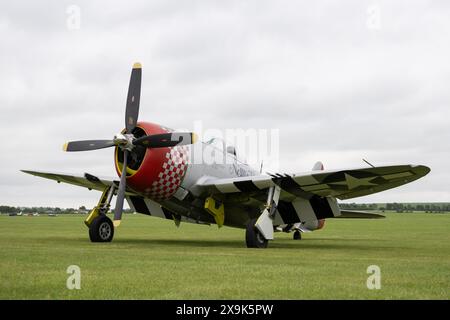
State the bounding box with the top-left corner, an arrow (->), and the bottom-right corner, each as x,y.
63,63 -> 196,227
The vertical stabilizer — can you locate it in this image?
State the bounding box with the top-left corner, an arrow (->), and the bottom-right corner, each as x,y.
312,161 -> 324,171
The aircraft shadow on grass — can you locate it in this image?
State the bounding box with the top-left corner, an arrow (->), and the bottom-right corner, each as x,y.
117,238 -> 395,251
46,236 -> 398,251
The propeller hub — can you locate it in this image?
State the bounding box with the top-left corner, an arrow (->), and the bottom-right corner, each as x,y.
62,63 -> 195,227
113,133 -> 135,151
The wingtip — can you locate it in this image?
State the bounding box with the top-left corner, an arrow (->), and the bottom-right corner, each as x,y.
21,169 -> 37,174
63,142 -> 68,152
133,62 -> 142,69
412,165 -> 431,177
421,165 -> 431,174
21,170 -> 39,177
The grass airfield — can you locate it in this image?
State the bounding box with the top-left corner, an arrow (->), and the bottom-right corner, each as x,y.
0,213 -> 448,299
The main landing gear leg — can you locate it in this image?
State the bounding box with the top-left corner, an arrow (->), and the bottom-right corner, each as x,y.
246,185 -> 281,248
85,185 -> 116,242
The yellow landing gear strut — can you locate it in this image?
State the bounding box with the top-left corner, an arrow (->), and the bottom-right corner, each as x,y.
84,185 -> 115,227
204,196 -> 225,228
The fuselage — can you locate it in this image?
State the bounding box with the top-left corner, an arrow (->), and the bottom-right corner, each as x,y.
115,121 -> 260,227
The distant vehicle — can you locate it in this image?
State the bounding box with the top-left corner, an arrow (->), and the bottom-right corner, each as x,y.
33,213 -> 40,217
48,213 -> 57,217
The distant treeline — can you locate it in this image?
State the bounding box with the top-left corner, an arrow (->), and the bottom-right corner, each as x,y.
340,202 -> 450,213
0,205 -> 134,214
2,203 -> 450,214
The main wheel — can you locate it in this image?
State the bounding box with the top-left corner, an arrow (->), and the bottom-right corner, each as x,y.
246,218 -> 268,248
293,230 -> 302,240
89,215 -> 114,242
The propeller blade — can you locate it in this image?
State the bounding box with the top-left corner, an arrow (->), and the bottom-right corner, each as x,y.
63,140 -> 115,152
113,149 -> 128,227
133,132 -> 197,148
125,62 -> 142,133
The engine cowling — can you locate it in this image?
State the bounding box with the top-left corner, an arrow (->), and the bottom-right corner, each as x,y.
114,121 -> 189,201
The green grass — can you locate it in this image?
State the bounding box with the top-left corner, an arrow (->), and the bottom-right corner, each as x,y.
0,213 -> 449,299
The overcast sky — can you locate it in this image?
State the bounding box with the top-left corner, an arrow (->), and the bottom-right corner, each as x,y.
0,0 -> 449,208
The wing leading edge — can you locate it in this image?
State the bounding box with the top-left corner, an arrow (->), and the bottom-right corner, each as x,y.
21,170 -> 138,196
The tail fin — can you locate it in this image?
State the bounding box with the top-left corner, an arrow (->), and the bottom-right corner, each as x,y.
312,161 -> 324,171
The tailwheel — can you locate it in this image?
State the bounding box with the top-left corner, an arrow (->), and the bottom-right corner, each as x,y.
246,218 -> 268,248
89,215 -> 114,242
293,230 -> 302,240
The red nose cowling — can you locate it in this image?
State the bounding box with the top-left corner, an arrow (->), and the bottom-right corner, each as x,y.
114,122 -> 189,201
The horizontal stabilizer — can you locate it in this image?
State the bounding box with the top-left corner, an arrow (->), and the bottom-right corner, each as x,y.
336,210 -> 385,219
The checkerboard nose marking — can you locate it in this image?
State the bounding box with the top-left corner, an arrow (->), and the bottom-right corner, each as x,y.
144,146 -> 189,200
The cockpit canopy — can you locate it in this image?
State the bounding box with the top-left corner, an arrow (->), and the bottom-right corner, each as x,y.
205,137 -> 243,162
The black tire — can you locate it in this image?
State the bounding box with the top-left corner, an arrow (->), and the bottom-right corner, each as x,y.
245,218 -> 268,248
89,215 -> 114,242
293,230 -> 302,240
